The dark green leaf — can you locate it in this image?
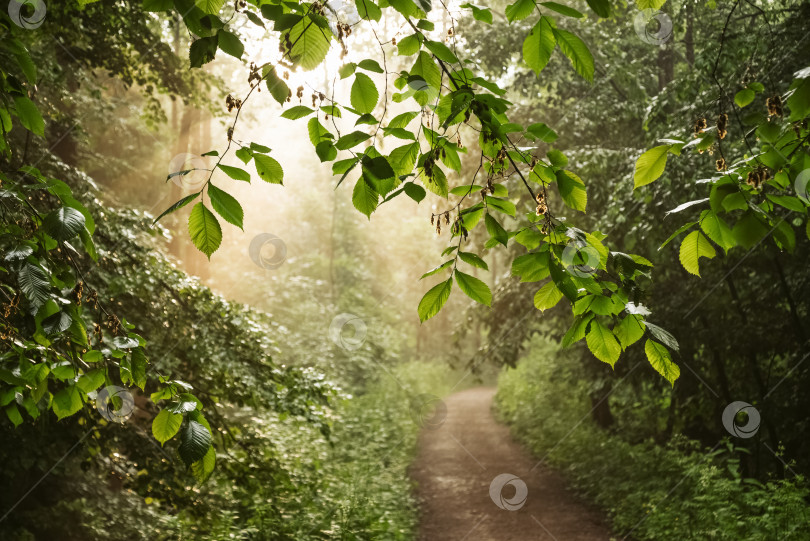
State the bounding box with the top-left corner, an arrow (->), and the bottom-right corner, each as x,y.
43,206 -> 86,241
217,29 -> 244,58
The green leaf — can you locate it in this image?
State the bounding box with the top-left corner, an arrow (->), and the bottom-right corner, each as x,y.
534,281 -> 563,311
352,176 -> 378,218
355,0 -> 382,21
358,58 -> 384,73
486,196 -> 517,217
351,73 -> 379,114
13,97 -> 45,137
363,156 -> 395,184
645,339 -> 680,386
207,184 -> 244,229
5,404 -> 23,427
191,445 -> 216,483
264,66 -> 290,105
42,311 -> 72,335
634,145 -> 669,189
235,147 -> 252,164
389,142 -> 420,177
418,278 -> 453,322
773,221 -> 795,253
541,2 -> 584,18
404,182 -> 426,203
388,111 -> 419,129
189,36 -> 218,67
461,3 -> 493,23
512,251 -> 550,282
152,409 -> 183,445
280,105 -> 315,120
188,203 -> 222,258
552,28 -> 593,82
635,0 -> 666,8
586,319 -> 621,367
410,51 -> 442,93
178,420 -> 213,466
678,230 -> 716,276
253,154 -> 284,184
339,63 -> 356,79
18,263 -> 50,308
454,269 -> 492,306
734,88 -> 756,108
562,313 -> 593,347
424,40 -> 459,63
732,212 -> 769,249
506,0 -> 535,22
389,0 -> 426,18
43,206 -> 86,241
699,210 -> 735,254
217,29 -> 243,58
217,164 -> 251,181
527,122 -> 558,142
485,213 -> 508,246
644,322 -> 679,351
458,251 -> 488,270
787,77 -> 810,121
614,315 -> 645,349
547,149 -> 568,168
131,349 -> 147,390
153,193 -> 199,223
52,386 -> 83,420
767,194 -> 806,213
523,17 -> 556,76
143,0 -> 174,11
556,170 -> 587,212
585,0 -> 610,17
195,0 -> 225,14
336,130 -> 372,150
77,369 -> 106,393
422,165 -> 448,198
283,16 -> 332,71
421,260 -> 453,279
397,34 -> 422,56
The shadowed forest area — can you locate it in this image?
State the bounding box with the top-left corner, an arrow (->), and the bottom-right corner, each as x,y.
0,0 -> 809,539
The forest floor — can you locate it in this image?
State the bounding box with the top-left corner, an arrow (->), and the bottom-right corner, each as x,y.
410,387 -> 610,540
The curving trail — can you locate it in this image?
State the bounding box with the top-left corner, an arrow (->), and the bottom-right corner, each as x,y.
410,387 -> 609,541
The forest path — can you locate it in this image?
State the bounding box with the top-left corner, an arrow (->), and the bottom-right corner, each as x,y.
410,387 -> 609,541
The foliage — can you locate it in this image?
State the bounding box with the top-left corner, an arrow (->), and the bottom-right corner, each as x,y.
151,0 -> 699,384
495,336 -> 810,540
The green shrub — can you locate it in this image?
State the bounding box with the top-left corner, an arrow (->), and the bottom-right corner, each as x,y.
496,336 -> 810,540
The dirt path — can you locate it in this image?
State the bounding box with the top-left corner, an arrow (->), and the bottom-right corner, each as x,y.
410,387 -> 609,541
